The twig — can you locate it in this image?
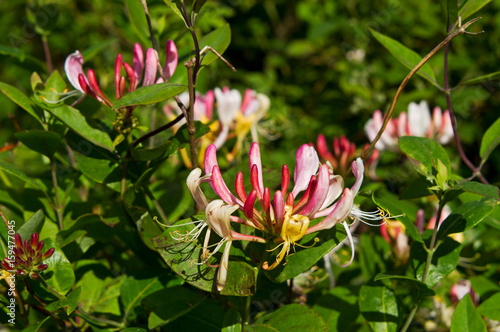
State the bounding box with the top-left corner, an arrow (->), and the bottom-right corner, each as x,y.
362,17 -> 483,161
140,0 -> 159,53
41,36 -> 53,73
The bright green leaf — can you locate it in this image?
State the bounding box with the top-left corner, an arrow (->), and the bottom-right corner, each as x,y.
480,116 -> 500,162
120,277 -> 164,322
250,304 -> 327,331
15,130 -> 62,157
17,209 -> 45,241
437,198 -> 496,240
370,29 -> 439,87
398,136 -> 450,176
459,0 -> 492,20
46,105 -> 113,150
113,83 -> 186,109
126,0 -> 150,45
0,81 -> 43,126
45,287 -> 81,315
451,294 -> 487,332
199,24 -> 232,68
42,239 -> 76,295
359,282 -> 399,332
477,292 -> 500,320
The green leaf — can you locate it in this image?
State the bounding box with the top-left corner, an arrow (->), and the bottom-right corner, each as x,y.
172,121 -> 212,148
313,286 -> 366,332
359,233 -> 392,280
120,277 -> 164,322
0,161 -> 43,189
375,274 -> 435,298
370,29 -> 438,87
451,294 -> 487,332
199,24 -> 232,68
16,209 -> 45,241
45,287 -> 81,315
462,70 -> 500,85
126,0 -> 150,45
0,81 -> 43,126
20,316 -> 51,332
437,198 -> 496,240
459,0 -> 492,20
398,136 -> 450,176
457,181 -> 500,200
113,83 -> 186,109
163,0 -> 187,26
42,239 -> 76,295
372,196 -> 423,243
480,116 -> 500,162
77,271 -> 124,315
75,152 -> 120,184
359,282 -> 399,332
477,292 -> 500,320
411,235 -> 462,287
46,105 -> 113,150
446,0 -> 458,28
131,143 -> 172,161
265,222 -> 347,283
250,304 -> 327,331
143,286 -> 205,329
15,130 -> 62,157
152,222 -> 258,296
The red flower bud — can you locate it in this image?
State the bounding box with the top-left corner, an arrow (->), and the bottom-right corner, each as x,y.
36,264 -> 48,271
15,233 -> 23,249
36,241 -> 44,252
43,248 -> 55,259
29,272 -> 39,280
31,233 -> 39,249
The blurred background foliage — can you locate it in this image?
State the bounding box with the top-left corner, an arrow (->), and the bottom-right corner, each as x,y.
1,0 -> 499,181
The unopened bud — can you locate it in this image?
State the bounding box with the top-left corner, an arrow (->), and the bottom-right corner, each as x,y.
43,248 -> 55,259
31,233 -> 39,249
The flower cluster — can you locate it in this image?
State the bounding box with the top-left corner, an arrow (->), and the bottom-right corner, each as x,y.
164,87 -> 270,168
1,233 -> 55,280
65,41 -> 178,107
365,101 -> 454,151
177,142 -> 387,290
315,134 -> 379,178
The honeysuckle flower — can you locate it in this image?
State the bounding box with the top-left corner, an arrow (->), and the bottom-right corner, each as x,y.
64,40 -> 178,107
316,134 -> 379,178
201,142 -> 383,270
1,233 -> 54,280
365,101 -> 454,151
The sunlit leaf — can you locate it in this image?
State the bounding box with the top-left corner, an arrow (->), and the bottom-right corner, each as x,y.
250,304 -> 327,331
459,0 -> 492,20
359,282 -> 399,332
113,83 -> 186,109
398,136 -> 450,176
370,29 -> 439,87
0,81 -> 43,126
480,116 -> 500,162
477,292 -> 500,320
451,294 -> 487,332
199,24 -> 231,68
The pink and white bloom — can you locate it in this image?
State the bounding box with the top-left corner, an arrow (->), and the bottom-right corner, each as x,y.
450,280 -> 479,306
64,40 -> 178,107
365,101 -> 454,151
199,142 -> 385,270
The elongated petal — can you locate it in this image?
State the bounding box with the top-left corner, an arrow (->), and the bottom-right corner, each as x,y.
206,200 -> 238,238
115,54 -> 123,99
217,240 -> 232,291
163,40 -> 178,80
438,111 -> 454,144
292,144 -> 319,197
64,51 -> 86,92
143,49 -> 158,86
318,174 -> 344,212
212,166 -> 241,206
213,125 -> 229,149
204,144 -> 218,176
241,89 -> 254,114
243,190 -> 257,220
316,134 -> 333,160
298,164 -> 330,217
187,168 -> 210,210
133,43 -> 144,87
307,188 -> 354,233
235,171 -> 247,201
249,143 -> 264,194
273,190 -> 285,231
408,101 -> 431,137
339,221 -> 355,267
351,158 -> 364,196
